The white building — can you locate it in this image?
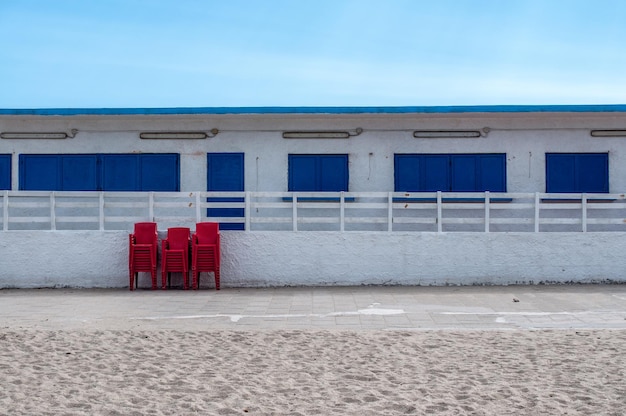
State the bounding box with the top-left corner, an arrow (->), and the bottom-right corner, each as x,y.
1,105 -> 626,288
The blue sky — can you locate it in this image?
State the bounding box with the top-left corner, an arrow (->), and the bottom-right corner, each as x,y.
1,0 -> 625,108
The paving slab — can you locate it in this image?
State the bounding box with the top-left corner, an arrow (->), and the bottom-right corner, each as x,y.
0,285 -> 625,331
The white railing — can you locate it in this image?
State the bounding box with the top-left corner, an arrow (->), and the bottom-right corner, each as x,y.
2,190 -> 626,232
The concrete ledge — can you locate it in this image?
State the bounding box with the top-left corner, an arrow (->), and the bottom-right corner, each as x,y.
1,231 -> 626,288
223,232 -> 626,286
0,231 -> 128,288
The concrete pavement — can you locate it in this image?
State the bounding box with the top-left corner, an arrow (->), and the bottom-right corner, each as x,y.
1,285 -> 625,331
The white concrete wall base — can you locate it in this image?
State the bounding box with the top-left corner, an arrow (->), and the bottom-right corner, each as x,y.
223,232 -> 626,286
0,231 -> 128,288
1,231 -> 625,288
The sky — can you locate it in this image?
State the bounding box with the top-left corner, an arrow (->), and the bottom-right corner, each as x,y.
1,0 -> 625,109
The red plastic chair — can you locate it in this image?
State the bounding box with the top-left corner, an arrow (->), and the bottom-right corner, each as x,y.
161,227 -> 191,290
192,222 -> 221,290
129,222 -> 158,291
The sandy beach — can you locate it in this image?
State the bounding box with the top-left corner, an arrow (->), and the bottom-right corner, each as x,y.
1,329 -> 624,415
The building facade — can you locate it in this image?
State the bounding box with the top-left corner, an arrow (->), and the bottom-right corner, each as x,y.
1,105 -> 626,288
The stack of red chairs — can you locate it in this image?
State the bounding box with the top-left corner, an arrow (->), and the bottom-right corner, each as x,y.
192,222 -> 221,290
161,227 -> 191,290
128,222 -> 158,290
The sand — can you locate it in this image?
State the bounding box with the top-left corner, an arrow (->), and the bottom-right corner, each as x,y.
1,329 -> 624,415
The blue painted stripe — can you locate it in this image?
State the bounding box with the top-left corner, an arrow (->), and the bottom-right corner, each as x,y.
1,104 -> 626,116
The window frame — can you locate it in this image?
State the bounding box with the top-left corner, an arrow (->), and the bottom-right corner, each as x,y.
18,153 -> 180,191
545,152 -> 609,194
394,153 -> 507,193
288,154 -> 349,193
0,154 -> 11,190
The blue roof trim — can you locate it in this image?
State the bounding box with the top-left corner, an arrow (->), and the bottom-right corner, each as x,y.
1,104 -> 626,116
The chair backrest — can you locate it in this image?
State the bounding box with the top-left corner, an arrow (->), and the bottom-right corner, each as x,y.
195,222 -> 219,244
166,227 -> 190,250
134,222 -> 157,244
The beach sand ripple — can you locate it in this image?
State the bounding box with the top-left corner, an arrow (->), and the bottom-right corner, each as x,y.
0,330 -> 624,415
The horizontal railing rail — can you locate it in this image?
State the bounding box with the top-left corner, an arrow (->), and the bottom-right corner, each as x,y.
2,190 -> 626,232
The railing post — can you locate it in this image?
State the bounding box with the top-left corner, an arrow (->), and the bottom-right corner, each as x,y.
484,191 -> 490,233
99,192 -> 105,231
2,190 -> 9,231
3,190 -> 8,231
149,192 -> 155,222
50,192 -> 56,231
387,192 -> 393,232
437,191 -> 443,233
534,192 -> 540,233
195,192 -> 201,223
245,191 -> 251,232
340,192 -> 345,232
582,193 -> 587,232
292,193 -> 298,231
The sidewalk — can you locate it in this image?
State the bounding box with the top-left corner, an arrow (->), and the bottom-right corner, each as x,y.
1,285 -> 625,331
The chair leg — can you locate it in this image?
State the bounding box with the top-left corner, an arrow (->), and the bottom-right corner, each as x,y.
129,270 -> 135,291
151,268 -> 157,290
215,268 -> 220,291
161,269 -> 167,290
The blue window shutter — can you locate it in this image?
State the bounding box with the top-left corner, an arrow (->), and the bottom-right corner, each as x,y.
422,155 -> 449,191
546,153 -> 607,193
578,154 -> 608,192
450,155 -> 477,191
320,155 -> 348,191
103,153 -> 179,191
478,154 -> 506,192
546,154 -> 576,192
61,155 -> 98,191
451,154 -> 506,192
394,155 -> 420,192
19,155 -> 60,190
207,153 -> 245,230
20,154 -> 98,191
289,155 -> 348,192
19,153 -> 181,192
0,155 -> 11,190
289,155 -> 317,191
207,153 -> 244,192
102,155 -> 139,191
140,154 -> 179,191
396,154 -> 506,192
395,155 -> 448,192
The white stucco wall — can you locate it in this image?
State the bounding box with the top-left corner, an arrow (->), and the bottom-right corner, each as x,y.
223,232 -> 626,286
1,231 -> 625,288
0,231 -> 128,288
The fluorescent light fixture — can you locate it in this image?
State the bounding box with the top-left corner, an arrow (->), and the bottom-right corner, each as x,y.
140,129 -> 218,139
413,130 -> 482,138
1,132 -> 69,139
283,131 -> 349,139
590,130 -> 626,137
283,128 -> 362,139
